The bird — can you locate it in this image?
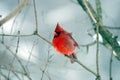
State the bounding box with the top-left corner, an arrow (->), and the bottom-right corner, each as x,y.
52,23 -> 79,63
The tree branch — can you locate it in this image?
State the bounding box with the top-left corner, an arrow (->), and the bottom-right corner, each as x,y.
33,0 -> 38,34
95,0 -> 102,21
65,55 -> 97,76
109,50 -> 113,80
105,26 -> 120,30
96,20 -> 100,77
0,0 -> 29,26
77,0 -> 120,60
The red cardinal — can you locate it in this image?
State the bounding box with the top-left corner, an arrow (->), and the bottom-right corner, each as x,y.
52,23 -> 79,63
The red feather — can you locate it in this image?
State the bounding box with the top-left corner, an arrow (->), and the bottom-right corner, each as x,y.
52,23 -> 79,63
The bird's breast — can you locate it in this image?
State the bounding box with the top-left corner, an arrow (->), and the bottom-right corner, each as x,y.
52,36 -> 75,55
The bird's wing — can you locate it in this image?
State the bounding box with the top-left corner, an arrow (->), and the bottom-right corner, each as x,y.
70,35 -> 80,49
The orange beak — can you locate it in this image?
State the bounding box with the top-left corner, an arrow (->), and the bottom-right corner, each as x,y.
54,32 -> 57,36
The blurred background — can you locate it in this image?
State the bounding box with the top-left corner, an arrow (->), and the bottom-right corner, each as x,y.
0,0 -> 120,80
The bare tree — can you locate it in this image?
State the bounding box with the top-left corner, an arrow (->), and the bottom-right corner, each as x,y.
0,0 -> 120,80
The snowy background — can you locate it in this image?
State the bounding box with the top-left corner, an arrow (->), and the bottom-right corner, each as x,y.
0,0 -> 120,80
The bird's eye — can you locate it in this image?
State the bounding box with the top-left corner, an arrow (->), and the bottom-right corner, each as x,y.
54,32 -> 60,38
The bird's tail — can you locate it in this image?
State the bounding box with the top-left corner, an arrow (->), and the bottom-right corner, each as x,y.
69,53 -> 77,63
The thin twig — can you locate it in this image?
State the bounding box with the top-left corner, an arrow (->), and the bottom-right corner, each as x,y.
10,14 -> 20,34
109,51 -> 113,80
33,0 -> 38,34
80,41 -> 96,53
40,60 -> 48,80
1,65 -> 28,80
10,0 -> 21,34
80,41 -> 96,47
0,65 -> 1,80
7,31 -> 20,79
1,27 -> 4,44
0,0 -> 29,26
65,55 -> 97,76
96,23 -> 100,78
11,71 -> 21,80
45,71 -> 52,80
41,46 -> 52,80
1,66 -> 26,75
70,0 -> 78,4
16,31 -> 20,53
105,26 -> 120,30
0,33 -> 33,37
26,40 -> 37,66
95,0 -> 102,78
0,32 -> 52,46
80,0 -> 97,23
0,41 -> 32,80
0,71 -> 10,80
36,33 -> 52,45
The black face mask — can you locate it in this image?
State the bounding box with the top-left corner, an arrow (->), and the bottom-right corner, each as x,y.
54,31 -> 61,38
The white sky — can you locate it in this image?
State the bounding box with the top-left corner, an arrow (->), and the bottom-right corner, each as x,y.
0,0 -> 120,80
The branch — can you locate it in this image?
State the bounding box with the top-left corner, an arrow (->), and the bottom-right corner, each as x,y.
0,0 -> 29,26
33,0 -> 38,34
77,0 -> 120,60
109,51 -> 113,80
65,55 -> 97,76
95,0 -> 102,21
40,46 -> 51,80
80,41 -> 96,47
105,26 -> 120,30
0,33 -> 98,77
0,33 -> 33,37
36,33 -> 52,45
7,31 -> 20,79
0,41 -> 32,80
96,20 -> 100,77
0,71 -> 10,80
